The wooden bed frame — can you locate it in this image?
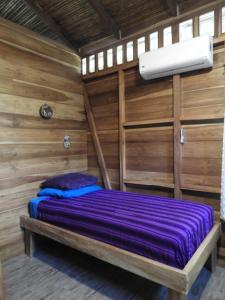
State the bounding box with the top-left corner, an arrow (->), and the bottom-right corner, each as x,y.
20,216 -> 221,300
0,258 -> 4,300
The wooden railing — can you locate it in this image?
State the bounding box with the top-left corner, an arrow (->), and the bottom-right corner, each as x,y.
82,0 -> 225,79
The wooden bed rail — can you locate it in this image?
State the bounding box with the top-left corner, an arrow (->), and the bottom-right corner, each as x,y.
20,216 -> 221,299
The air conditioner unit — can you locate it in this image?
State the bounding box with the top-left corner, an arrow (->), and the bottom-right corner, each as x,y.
139,35 -> 213,80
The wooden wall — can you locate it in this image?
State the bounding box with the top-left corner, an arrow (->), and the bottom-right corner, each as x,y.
85,43 -> 225,265
86,74 -> 119,189
0,19 -> 87,261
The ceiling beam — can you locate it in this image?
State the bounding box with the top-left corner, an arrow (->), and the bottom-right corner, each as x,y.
163,0 -> 179,17
87,0 -> 121,39
23,0 -> 78,50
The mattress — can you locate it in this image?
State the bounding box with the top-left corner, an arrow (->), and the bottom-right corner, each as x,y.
32,189 -> 214,269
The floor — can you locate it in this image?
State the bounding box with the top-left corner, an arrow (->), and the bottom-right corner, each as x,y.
3,238 -> 225,300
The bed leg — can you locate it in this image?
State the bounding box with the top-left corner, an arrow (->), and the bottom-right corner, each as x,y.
24,229 -> 34,257
210,246 -> 217,273
0,259 -> 5,300
168,289 -> 187,300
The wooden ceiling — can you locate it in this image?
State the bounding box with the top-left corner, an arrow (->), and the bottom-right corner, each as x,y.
0,0 -> 214,52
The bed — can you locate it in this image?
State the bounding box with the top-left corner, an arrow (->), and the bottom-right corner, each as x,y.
20,189 -> 221,300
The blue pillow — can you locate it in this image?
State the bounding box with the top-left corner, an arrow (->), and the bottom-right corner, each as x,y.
38,185 -> 102,198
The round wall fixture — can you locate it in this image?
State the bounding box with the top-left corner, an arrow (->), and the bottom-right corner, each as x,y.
39,104 -> 53,119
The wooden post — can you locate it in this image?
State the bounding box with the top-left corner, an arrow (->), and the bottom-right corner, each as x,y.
173,75 -> 182,199
118,70 -> 126,191
158,28 -> 164,48
24,229 -> 35,257
95,53 -> 98,72
83,87 -> 112,190
214,5 -> 222,38
210,246 -> 217,273
193,16 -> 199,37
133,39 -> 138,61
172,24 -> 179,44
168,289 -> 187,300
0,259 -> 5,300
145,33 -> 150,51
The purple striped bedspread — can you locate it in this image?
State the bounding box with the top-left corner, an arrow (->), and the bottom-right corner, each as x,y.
36,189 -> 214,269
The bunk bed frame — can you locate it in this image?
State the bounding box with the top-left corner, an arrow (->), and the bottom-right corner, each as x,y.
20,216 -> 220,300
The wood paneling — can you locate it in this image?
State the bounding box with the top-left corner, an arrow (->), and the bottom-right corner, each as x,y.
125,127 -> 174,186
125,68 -> 173,123
0,19 -> 86,261
182,46 -> 225,120
85,45 -> 225,265
86,74 -> 119,189
84,88 -> 111,189
181,124 -> 223,193
86,74 -> 118,131
126,185 -> 174,198
0,18 -> 80,68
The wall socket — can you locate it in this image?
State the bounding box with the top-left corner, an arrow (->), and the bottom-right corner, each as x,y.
64,136 -> 71,149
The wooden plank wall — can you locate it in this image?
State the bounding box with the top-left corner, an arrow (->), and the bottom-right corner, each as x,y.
0,19 -> 87,261
85,43 -> 225,265
86,74 -> 119,189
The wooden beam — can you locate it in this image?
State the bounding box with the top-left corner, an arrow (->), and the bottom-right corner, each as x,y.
23,0 -> 77,50
173,75 -> 182,199
163,0 -> 179,17
118,70 -> 126,191
83,87 -> 112,190
87,0 -> 121,39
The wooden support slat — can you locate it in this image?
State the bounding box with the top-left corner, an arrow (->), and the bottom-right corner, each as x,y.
218,4 -> 223,36
86,55 -> 90,75
113,47 -> 117,67
0,259 -> 4,300
172,24 -> 179,43
119,70 -> 126,191
158,29 -> 164,48
214,5 -> 221,38
104,49 -> 107,70
95,53 -> 98,72
133,39 -> 138,61
145,33 -> 150,51
123,42 -> 127,63
173,75 -> 182,199
193,16 -> 199,37
83,87 -> 112,190
124,118 -> 174,127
